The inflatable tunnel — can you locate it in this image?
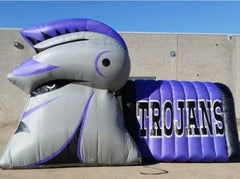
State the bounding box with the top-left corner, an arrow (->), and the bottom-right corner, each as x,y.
0,18 -> 239,168
121,80 -> 240,162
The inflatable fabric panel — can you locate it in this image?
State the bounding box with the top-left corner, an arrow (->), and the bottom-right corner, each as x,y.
216,83 -> 240,161
122,80 -> 240,162
0,84 -> 141,168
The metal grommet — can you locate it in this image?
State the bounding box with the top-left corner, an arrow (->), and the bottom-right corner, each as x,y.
13,42 -> 24,49
170,51 -> 176,58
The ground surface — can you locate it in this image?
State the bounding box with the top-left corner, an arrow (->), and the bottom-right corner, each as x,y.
0,121 -> 240,179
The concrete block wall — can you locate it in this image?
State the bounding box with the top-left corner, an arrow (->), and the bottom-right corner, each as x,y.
0,29 -> 239,123
0,29 -> 35,123
121,32 -> 239,118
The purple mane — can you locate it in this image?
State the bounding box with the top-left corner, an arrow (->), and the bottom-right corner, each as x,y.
20,18 -> 128,51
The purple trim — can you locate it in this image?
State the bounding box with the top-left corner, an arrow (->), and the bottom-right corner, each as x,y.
77,93 -> 94,163
27,93 -> 94,167
22,97 -> 58,120
94,51 -> 111,78
10,58 -> 58,77
20,18 -> 128,51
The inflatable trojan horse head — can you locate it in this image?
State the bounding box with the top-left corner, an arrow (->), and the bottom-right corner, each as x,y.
0,19 -> 141,168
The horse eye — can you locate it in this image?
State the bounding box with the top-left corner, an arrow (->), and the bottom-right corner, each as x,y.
102,58 -> 110,67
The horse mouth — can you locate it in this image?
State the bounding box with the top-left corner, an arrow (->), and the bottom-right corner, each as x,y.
31,79 -> 88,96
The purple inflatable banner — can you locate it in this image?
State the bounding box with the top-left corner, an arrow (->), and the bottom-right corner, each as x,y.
134,80 -> 228,162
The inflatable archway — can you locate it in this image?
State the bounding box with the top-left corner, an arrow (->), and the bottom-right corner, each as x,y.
0,18 -> 239,168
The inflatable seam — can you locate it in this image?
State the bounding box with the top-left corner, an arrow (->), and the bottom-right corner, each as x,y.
204,82 -> 219,161
168,81 -> 176,161
193,82 -> 203,160
179,81 -> 189,161
202,82 -> 216,161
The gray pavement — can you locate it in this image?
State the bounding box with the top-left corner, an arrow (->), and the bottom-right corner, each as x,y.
0,121 -> 240,179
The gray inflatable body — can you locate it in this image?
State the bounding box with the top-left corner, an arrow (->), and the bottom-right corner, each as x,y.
0,19 -> 141,168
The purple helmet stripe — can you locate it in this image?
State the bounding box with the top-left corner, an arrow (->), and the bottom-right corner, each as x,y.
22,97 -> 58,120
10,58 -> 58,77
77,93 -> 95,162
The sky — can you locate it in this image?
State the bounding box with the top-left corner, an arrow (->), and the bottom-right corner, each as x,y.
0,1 -> 240,34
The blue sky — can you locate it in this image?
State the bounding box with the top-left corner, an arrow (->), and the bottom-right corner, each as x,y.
0,1 -> 240,34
